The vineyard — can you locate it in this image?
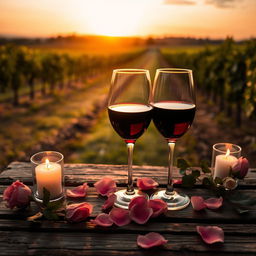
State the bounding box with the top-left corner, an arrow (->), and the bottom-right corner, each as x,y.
162,38 -> 256,126
0,39 -> 256,171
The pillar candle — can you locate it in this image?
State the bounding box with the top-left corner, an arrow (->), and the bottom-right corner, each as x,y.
35,160 -> 62,199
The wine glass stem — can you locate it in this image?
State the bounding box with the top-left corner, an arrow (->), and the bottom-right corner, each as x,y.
126,142 -> 135,195
166,142 -> 175,195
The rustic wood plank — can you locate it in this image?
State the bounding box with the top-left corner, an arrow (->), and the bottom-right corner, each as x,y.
0,219 -> 255,235
1,162 -> 256,187
0,230 -> 256,255
0,186 -> 255,223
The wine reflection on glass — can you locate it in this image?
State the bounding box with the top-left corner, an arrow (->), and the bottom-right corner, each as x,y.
107,69 -> 152,209
150,68 -> 196,210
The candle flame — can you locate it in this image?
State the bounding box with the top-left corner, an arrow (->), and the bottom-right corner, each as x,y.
225,149 -> 230,158
45,158 -> 50,169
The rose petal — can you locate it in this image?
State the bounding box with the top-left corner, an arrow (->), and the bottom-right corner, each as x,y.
94,177 -> 117,196
137,177 -> 159,190
90,213 -> 113,227
204,197 -> 223,210
109,207 -> 130,226
191,196 -> 207,211
102,194 -> 117,210
232,157 -> 249,179
137,232 -> 168,249
197,226 -> 224,244
66,202 -> 93,223
66,183 -> 89,198
130,203 -> 153,224
173,179 -> 182,185
129,196 -> 148,210
148,199 -> 167,218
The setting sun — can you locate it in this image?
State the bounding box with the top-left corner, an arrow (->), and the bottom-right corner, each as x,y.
84,0 -> 146,36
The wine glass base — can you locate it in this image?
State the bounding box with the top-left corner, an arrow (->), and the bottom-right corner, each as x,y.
150,190 -> 190,210
114,189 -> 149,209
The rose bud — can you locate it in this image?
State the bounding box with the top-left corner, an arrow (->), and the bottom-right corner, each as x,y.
223,177 -> 237,190
3,180 -> 32,209
232,157 -> 249,179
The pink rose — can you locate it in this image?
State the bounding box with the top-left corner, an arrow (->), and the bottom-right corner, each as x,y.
232,157 -> 249,179
66,202 -> 93,223
3,180 -> 32,209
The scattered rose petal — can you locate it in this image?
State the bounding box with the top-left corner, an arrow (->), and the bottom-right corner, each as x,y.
173,179 -> 182,185
66,202 -> 93,223
66,183 -> 89,198
94,177 -> 117,196
191,196 -> 207,211
102,194 -> 117,210
129,196 -> 148,210
137,232 -> 168,249
148,199 -> 167,218
196,226 -> 224,244
204,197 -> 223,210
137,177 -> 159,190
109,207 -> 130,226
3,180 -> 32,209
90,213 -> 113,227
130,203 -> 153,224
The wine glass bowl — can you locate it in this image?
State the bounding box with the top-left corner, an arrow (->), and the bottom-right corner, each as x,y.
150,68 -> 196,210
107,69 -> 152,209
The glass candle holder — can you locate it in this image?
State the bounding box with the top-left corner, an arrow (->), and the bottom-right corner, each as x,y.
211,143 -> 241,180
30,151 -> 64,203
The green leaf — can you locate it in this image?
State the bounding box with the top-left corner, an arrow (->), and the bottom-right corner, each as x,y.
214,177 -> 223,185
192,170 -> 201,178
177,158 -> 190,175
43,209 -> 60,220
235,207 -> 249,215
43,187 -> 50,207
228,192 -> 256,206
182,174 -> 196,188
202,177 -> 213,187
46,200 -> 65,211
200,160 -> 211,173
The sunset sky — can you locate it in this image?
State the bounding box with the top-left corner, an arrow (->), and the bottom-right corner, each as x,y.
0,0 -> 256,39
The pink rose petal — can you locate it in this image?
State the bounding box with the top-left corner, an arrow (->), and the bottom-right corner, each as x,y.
102,194 -> 117,210
191,196 -> 207,211
109,207 -> 131,226
197,226 -> 224,244
129,196 -> 148,210
66,183 -> 89,198
90,213 -> 113,227
173,179 -> 182,185
130,203 -> 153,224
66,202 -> 93,223
137,232 -> 168,249
204,197 -> 223,210
148,199 -> 168,218
137,177 -> 159,190
94,177 -> 117,196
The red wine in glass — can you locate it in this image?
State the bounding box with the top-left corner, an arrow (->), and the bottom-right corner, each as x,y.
108,103 -> 152,143
152,101 -> 196,142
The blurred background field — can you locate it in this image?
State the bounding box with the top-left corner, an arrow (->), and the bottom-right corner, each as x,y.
0,0 -> 256,170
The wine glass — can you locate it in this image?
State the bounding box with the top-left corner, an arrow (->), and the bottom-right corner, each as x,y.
107,69 -> 152,209
150,68 -> 196,210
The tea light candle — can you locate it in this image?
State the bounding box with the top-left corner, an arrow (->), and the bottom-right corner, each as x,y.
35,159 -> 62,199
214,149 -> 237,179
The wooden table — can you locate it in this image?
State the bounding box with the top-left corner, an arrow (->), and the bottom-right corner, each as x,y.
1,162 -> 256,256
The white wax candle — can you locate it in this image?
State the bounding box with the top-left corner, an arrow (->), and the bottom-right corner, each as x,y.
35,161 -> 62,199
214,154 -> 237,179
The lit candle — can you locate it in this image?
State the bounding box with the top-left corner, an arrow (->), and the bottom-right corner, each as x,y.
35,159 -> 62,199
214,149 -> 237,179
